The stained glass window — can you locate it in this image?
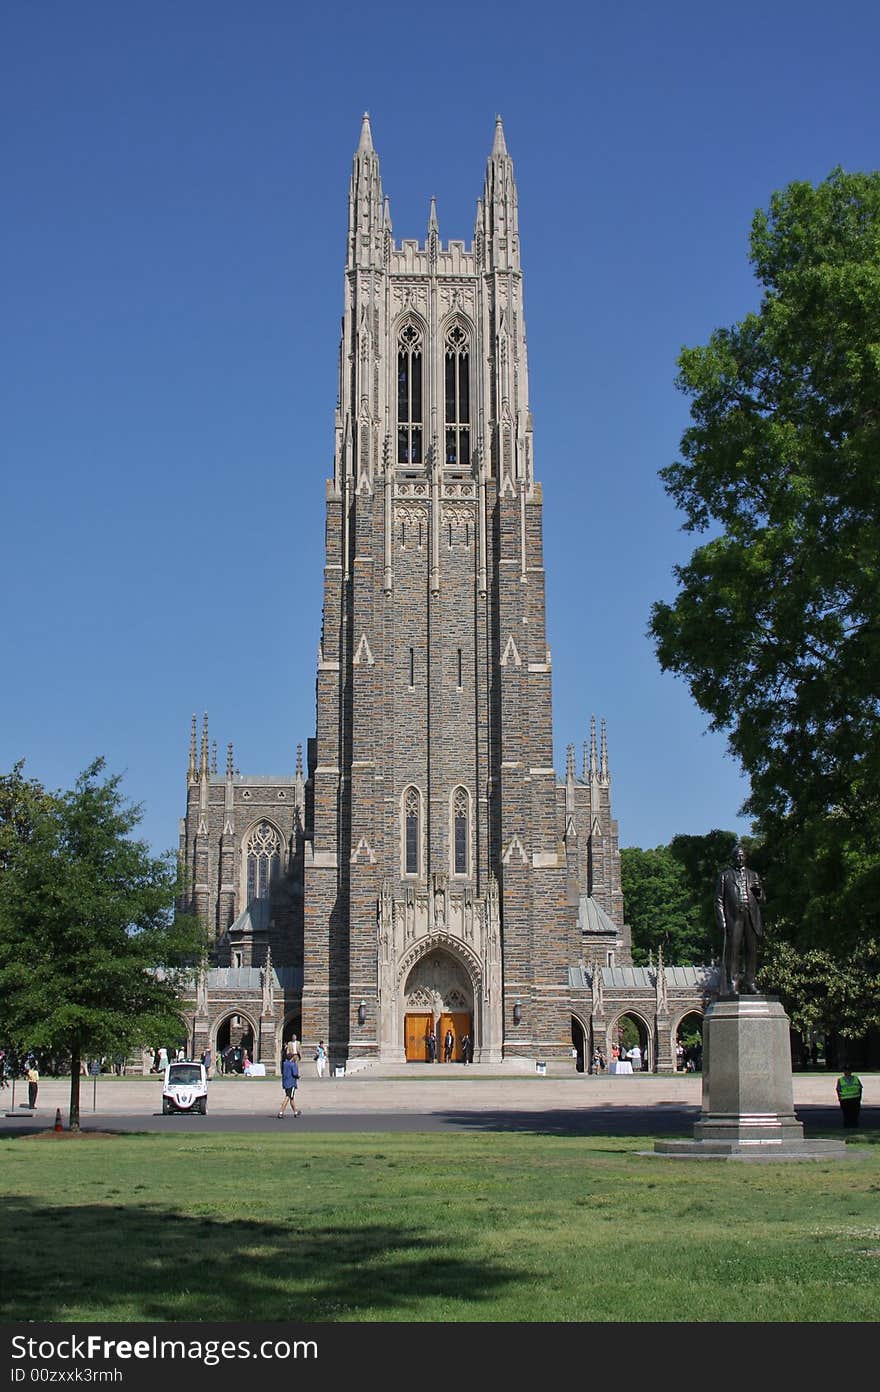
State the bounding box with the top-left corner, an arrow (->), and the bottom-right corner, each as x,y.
453,787 -> 468,875
404,787 -> 420,875
444,325 -> 470,467
245,821 -> 281,902
397,323 -> 423,464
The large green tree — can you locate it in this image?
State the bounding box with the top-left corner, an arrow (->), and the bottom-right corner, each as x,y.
0,759 -> 205,1128
620,845 -> 705,965
650,168 -> 880,957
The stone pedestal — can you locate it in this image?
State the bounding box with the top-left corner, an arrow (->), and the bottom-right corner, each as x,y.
655,995 -> 847,1159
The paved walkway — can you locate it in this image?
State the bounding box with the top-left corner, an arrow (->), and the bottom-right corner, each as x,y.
4,1065 -> 869,1119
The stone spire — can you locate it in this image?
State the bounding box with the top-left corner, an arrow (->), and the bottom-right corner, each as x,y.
480,114 -> 519,271
198,713 -> 209,834
211,740 -> 217,777
348,111 -> 385,270
223,743 -> 235,836
199,713 -> 209,780
600,718 -> 609,785
357,111 -> 373,152
565,743 -> 576,815
656,943 -> 668,1012
589,715 -> 599,788
188,714 -> 197,783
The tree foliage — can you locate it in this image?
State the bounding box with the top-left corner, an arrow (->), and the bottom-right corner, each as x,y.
760,933 -> 880,1042
622,830 -> 751,966
650,168 -> 880,954
0,759 -> 205,1128
620,845 -> 704,965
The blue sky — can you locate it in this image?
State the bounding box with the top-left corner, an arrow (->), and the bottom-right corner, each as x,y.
3,2 -> 878,858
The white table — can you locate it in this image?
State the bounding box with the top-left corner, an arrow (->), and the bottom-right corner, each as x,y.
243,1063 -> 266,1077
609,1060 -> 633,1075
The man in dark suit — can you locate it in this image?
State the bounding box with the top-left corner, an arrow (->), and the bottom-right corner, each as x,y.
715,844 -> 764,995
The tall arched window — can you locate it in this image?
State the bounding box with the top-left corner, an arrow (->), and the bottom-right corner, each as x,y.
397,323 -> 423,464
403,786 -> 420,876
453,787 -> 469,876
444,324 -> 470,467
245,821 -> 282,903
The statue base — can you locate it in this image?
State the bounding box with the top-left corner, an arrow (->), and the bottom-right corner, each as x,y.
654,995 -> 848,1160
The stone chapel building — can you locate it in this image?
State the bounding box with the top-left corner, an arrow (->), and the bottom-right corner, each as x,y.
178,117 -> 715,1073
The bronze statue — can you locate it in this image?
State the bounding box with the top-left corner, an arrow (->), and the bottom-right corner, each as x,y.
715,844 -> 764,995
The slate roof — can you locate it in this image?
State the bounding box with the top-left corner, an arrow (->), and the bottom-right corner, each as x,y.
577,895 -> 618,935
567,963 -> 719,991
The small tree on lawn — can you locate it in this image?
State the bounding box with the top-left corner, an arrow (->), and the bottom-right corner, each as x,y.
0,758 -> 206,1129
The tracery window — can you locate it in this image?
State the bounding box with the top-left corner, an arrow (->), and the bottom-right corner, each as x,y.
453,786 -> 469,876
245,821 -> 282,903
444,324 -> 470,467
397,323 -> 423,464
404,786 -> 420,876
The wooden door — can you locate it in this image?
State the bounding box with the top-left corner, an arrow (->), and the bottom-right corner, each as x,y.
438,1013 -> 457,1063
451,1012 -> 472,1061
404,1013 -> 433,1062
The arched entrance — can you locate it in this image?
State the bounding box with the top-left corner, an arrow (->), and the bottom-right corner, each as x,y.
402,946 -> 474,1063
571,1015 -> 588,1072
282,1014 -> 302,1054
215,1012 -> 256,1073
675,1010 -> 704,1072
612,1011 -> 651,1071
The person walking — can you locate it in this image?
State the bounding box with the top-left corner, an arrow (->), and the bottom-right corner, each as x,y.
836,1068 -> 863,1128
460,1033 -> 470,1064
277,1050 -> 301,1118
443,1029 -> 454,1064
314,1040 -> 327,1079
27,1061 -> 39,1109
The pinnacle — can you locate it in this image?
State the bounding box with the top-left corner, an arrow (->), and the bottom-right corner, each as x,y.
492,114 -> 508,156
358,111 -> 373,153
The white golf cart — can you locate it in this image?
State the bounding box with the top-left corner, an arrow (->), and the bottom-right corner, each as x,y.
162,1060 -> 208,1115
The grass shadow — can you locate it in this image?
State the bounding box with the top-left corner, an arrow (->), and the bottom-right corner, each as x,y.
0,1194 -> 519,1322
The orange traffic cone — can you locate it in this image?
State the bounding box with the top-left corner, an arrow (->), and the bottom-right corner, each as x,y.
54,1108 -> 63,1133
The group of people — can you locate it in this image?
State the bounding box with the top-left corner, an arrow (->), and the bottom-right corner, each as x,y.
425,1029 -> 472,1063
149,1046 -> 188,1073
674,1042 -> 703,1072
609,1042 -> 646,1070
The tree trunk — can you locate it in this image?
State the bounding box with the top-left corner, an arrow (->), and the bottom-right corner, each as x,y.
69,1044 -> 81,1131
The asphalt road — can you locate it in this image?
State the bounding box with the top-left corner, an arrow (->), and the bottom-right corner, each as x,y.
1,1104 -> 870,1138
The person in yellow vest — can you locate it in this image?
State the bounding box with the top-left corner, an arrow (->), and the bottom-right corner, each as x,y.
836,1068 -> 863,1127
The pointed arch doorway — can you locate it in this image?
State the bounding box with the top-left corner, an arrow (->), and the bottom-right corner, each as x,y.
402,946 -> 474,1063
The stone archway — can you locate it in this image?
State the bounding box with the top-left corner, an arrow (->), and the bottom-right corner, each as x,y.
571,1014 -> 589,1072
609,1010 -> 652,1071
401,945 -> 476,1063
214,1011 -> 257,1073
674,1009 -> 705,1072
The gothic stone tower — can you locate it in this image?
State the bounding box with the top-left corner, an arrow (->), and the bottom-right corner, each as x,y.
179,115 -> 634,1071
300,115 -> 629,1065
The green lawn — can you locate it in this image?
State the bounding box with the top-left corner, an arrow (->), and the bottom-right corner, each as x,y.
2,1131 -> 877,1322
